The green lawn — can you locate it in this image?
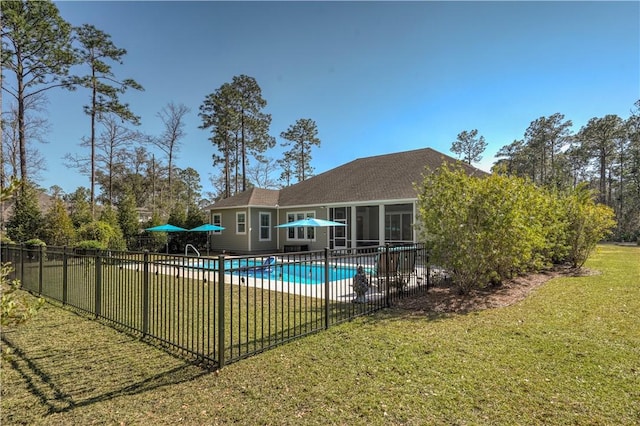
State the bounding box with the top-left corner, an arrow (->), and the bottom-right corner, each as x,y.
2,244 -> 639,425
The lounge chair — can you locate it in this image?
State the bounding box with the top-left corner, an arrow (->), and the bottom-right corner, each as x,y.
371,248 -> 398,291
372,246 -> 417,291
241,256 -> 277,276
396,247 -> 417,290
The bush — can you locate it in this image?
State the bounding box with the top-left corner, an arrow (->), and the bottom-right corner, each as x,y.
23,238 -> 47,261
416,165 -> 616,293
562,185 -> 616,268
1,235 -> 15,244
416,166 -> 551,293
77,221 -> 126,251
24,238 -> 46,247
1,262 -> 44,327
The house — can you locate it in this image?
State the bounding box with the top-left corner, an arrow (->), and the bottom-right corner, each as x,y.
207,147 -> 484,254
1,189 -> 59,239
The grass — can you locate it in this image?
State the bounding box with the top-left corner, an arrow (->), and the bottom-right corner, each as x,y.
2,244 -> 639,425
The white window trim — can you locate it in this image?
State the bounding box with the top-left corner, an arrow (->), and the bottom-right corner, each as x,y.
236,211 -> 247,235
285,211 -> 316,241
212,213 -> 222,234
259,212 -> 271,241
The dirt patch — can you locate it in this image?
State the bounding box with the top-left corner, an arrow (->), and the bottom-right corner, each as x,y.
392,267 -> 589,315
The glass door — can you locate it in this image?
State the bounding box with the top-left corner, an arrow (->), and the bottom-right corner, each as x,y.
330,207 -> 349,249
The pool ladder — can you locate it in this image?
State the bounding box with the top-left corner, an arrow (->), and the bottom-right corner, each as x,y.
185,244 -> 200,257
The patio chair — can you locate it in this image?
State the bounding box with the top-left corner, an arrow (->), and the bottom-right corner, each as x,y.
396,247 -> 417,291
371,249 -> 399,291
372,246 -> 417,292
246,256 -> 276,276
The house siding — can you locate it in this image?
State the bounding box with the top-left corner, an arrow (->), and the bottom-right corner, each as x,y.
210,208 -> 249,253
250,208 -> 278,253
276,206 -> 328,251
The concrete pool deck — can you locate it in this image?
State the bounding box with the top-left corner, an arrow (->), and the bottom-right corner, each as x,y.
141,260 -> 429,302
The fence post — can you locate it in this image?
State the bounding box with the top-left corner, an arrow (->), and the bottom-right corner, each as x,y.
217,254 -> 226,368
38,244 -> 44,295
62,246 -> 68,305
20,243 -> 24,284
426,248 -> 430,290
385,244 -> 391,307
324,248 -> 330,330
142,250 -> 149,336
95,252 -> 102,318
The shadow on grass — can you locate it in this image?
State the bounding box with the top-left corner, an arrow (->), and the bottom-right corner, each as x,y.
1,332 -> 210,415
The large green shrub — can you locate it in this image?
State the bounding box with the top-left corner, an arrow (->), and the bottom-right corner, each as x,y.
77,221 -> 126,251
6,183 -> 43,243
1,263 -> 45,327
0,181 -> 44,329
417,166 -> 550,293
416,165 -> 616,293
24,238 -> 46,247
561,185 -> 616,268
43,198 -> 76,246
140,213 -> 168,252
117,190 -> 140,249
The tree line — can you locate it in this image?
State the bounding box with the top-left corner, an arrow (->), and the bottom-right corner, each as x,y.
1,0 -> 322,225
451,102 -> 640,242
2,0 -> 637,251
493,105 -> 640,242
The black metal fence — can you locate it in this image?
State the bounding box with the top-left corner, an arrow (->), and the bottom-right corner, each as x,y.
1,243 -> 429,368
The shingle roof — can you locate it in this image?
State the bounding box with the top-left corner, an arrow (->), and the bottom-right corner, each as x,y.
211,187 -> 280,209
209,148 -> 484,209
278,147 -> 483,206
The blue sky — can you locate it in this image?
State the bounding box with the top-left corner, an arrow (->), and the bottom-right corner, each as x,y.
9,1 -> 640,196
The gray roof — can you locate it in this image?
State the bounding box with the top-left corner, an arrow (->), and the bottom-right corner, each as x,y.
211,187 -> 280,209
210,148 -> 484,209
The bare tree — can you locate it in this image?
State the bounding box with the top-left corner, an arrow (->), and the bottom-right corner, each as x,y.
1,95 -> 50,187
247,157 -> 280,189
65,114 -> 143,205
151,102 -> 190,203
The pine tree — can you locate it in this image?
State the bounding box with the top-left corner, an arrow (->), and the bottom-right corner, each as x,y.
70,24 -> 143,217
6,183 -> 43,242
43,198 -> 75,246
280,118 -> 320,182
1,0 -> 74,190
117,189 -> 139,249
450,129 -> 488,165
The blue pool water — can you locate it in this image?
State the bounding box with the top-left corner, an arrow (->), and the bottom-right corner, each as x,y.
184,258 -> 364,285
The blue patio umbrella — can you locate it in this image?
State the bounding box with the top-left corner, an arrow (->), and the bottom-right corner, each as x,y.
145,224 -> 187,232
188,224 -> 225,232
275,217 -> 346,251
145,224 -> 187,253
188,224 -> 225,255
275,218 -> 346,228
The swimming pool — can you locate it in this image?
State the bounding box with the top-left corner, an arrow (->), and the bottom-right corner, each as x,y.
254,262 -> 362,285
182,257 -> 366,285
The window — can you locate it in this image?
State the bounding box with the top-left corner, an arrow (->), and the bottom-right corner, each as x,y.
236,212 -> 246,234
286,211 -> 315,241
259,212 -> 271,241
212,213 -> 222,234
